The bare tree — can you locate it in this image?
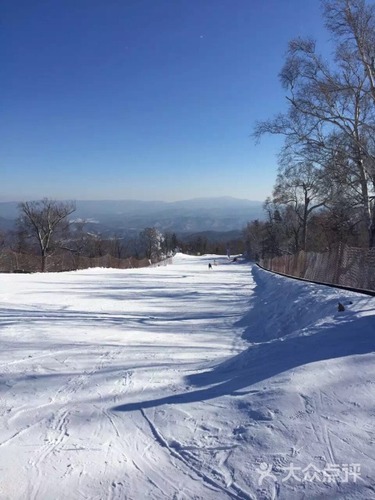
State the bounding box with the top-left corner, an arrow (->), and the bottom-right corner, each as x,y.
273,162 -> 328,250
0,230 -> 6,250
255,0 -> 375,246
324,0 -> 375,104
18,199 -> 76,271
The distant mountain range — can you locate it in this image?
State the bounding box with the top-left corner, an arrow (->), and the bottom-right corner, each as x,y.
0,197 -> 264,237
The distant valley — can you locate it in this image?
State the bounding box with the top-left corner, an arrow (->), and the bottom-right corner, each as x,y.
0,197 -> 264,239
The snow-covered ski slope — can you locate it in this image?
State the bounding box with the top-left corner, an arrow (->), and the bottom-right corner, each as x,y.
0,253 -> 374,500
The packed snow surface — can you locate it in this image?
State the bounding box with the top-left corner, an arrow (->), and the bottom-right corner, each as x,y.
0,254 -> 374,499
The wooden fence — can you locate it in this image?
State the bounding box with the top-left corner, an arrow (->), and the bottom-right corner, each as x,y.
260,244 -> 375,292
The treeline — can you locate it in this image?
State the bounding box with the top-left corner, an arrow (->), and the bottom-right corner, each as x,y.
177,234 -> 244,256
0,199 -> 176,272
246,0 -> 375,260
0,198 -> 245,272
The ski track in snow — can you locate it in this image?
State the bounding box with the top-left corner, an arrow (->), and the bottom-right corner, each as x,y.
0,253 -> 374,499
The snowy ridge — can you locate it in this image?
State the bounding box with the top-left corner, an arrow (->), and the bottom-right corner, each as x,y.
0,254 -> 374,499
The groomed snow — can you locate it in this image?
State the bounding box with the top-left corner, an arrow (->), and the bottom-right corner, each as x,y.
0,253 -> 374,499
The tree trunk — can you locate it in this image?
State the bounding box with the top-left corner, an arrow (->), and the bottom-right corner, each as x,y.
41,250 -> 47,272
355,154 -> 373,247
369,206 -> 375,248
301,188 -> 309,251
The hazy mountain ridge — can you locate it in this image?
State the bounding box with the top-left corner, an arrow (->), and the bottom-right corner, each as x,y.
0,197 -> 264,235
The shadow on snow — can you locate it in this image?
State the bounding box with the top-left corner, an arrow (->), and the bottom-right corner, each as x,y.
112,268 -> 375,412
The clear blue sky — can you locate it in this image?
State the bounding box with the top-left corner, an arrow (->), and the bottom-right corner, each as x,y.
2,0 -> 329,202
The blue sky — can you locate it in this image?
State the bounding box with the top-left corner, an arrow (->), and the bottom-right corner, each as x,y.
2,0 -> 329,202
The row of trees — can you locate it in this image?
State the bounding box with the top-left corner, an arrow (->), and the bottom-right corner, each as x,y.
0,199 -> 244,272
249,0 -> 375,258
0,199 -> 172,271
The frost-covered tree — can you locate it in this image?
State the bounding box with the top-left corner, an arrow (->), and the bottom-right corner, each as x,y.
139,227 -> 165,261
